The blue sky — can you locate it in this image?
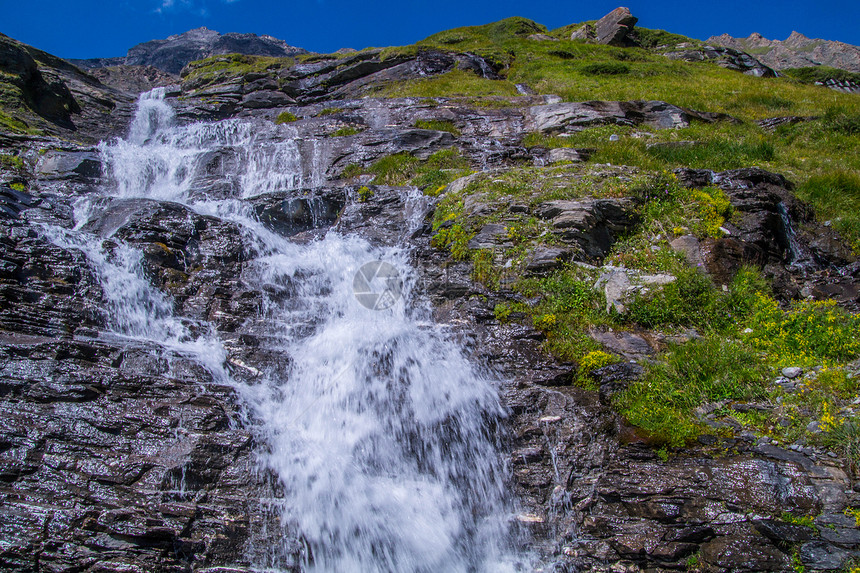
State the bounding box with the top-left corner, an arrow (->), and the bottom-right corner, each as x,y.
3,0 -> 859,60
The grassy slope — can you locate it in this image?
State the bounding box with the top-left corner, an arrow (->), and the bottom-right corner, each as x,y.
339,18 -> 860,458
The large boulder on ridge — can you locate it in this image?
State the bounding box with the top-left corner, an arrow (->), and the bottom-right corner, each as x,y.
595,7 -> 639,46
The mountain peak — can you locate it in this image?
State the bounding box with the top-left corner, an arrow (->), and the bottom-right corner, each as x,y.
75,28 -> 310,76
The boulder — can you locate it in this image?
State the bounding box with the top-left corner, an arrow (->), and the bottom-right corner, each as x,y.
525,246 -> 574,273
536,198 -> 638,261
594,7 -> 638,46
570,25 -> 595,42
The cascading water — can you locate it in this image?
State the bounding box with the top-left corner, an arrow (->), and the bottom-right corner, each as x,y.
56,89 -> 523,572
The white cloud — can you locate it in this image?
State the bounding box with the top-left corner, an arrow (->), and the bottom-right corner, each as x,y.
154,0 -> 217,15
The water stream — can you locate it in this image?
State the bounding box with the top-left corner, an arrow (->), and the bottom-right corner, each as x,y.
55,88 -> 521,572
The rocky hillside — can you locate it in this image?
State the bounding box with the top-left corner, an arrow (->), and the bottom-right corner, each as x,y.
708,31 -> 860,74
0,32 -> 133,141
2,7 -> 860,573
70,27 -> 310,75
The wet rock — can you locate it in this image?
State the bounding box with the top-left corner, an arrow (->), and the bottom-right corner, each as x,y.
253,189 -> 345,237
800,540 -> 853,570
240,89 -> 295,109
36,150 -> 102,182
700,535 -> 790,570
753,519 -> 816,546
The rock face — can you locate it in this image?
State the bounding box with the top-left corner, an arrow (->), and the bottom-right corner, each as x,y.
72,27 -> 310,75
88,64 -> 179,94
707,31 -> 860,74
0,33 -> 134,142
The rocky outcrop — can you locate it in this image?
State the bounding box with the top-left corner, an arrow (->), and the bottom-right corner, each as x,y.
525,100 -> 737,134
662,43 -> 777,77
72,27 -> 310,75
0,33 -> 133,142
88,65 -> 179,95
595,7 -> 638,46
707,31 -> 860,74
535,198 -> 638,261
674,167 -> 859,307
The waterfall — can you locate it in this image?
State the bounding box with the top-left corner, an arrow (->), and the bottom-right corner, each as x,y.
58,89 -> 522,572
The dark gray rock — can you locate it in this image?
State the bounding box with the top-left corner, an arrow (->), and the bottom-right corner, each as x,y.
525,246 -> 573,273
526,99 -> 736,134
536,198 -> 637,261
594,7 -> 639,47
662,45 -> 777,77
468,223 -> 510,249
36,150 -> 102,181
800,541 -> 853,570
753,519 -> 816,545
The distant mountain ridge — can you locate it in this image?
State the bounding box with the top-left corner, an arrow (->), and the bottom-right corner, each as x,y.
707,31 -> 860,73
70,27 -> 309,75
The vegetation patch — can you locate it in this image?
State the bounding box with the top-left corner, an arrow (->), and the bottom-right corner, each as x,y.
615,337 -> 771,446
275,111 -> 298,124
783,66 -> 860,86
343,148 -> 471,190
413,119 -> 460,135
330,126 -> 364,137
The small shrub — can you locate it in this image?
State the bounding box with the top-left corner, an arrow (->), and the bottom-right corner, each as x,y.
745,297 -> 860,366
331,126 -> 363,137
367,153 -> 421,185
431,223 -> 472,260
494,303 -> 512,322
0,154 -> 24,171
9,182 -> 25,192
533,313 -> 557,330
780,512 -> 816,528
340,163 -> 364,179
318,107 -> 344,117
357,186 -> 373,202
275,111 -> 298,124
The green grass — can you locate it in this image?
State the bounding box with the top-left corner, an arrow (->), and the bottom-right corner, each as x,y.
181,53 -> 294,90
275,111 -> 298,124
0,154 -> 25,171
330,126 -> 364,137
414,119 -> 461,135
342,147 -> 471,189
614,337 -> 771,446
783,66 -> 860,86
799,171 -> 860,252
